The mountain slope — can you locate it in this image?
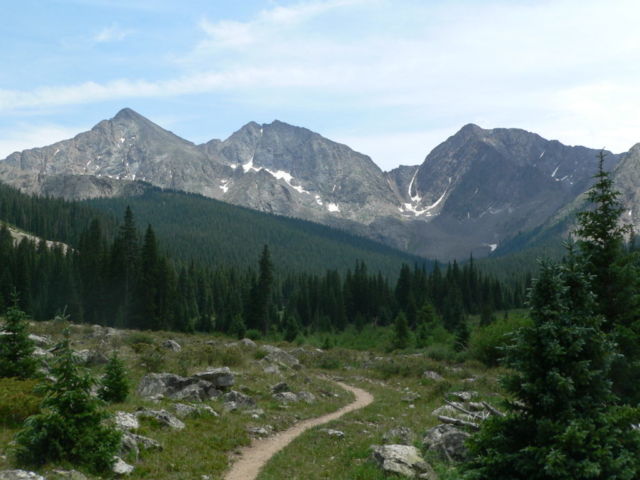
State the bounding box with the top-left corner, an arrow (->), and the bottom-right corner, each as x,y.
0,109 -> 632,261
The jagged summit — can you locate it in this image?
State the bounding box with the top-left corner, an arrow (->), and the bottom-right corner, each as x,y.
0,110 -> 633,260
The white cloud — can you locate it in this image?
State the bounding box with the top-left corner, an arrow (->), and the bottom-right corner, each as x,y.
92,24 -> 135,43
0,123 -> 87,159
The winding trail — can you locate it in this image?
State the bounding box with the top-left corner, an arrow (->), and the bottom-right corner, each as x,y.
224,382 -> 374,480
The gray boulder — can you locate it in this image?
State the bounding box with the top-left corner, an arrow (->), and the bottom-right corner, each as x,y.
296,391 -> 317,404
192,367 -> 235,388
222,390 -> 257,409
162,339 -> 182,352
422,370 -> 444,382
240,338 -> 257,348
260,349 -> 300,368
137,373 -> 214,400
135,409 -> 185,430
112,456 -> 134,475
171,403 -> 217,419
370,445 -> 435,479
0,472 -> 46,480
47,471 -> 89,480
114,411 -> 140,432
423,424 -> 470,463
273,392 -> 299,404
28,334 -> 53,348
131,433 -> 163,452
271,382 -> 291,393
320,428 -> 345,438
383,426 -> 417,446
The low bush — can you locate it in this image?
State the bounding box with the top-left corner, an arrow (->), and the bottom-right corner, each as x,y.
469,314 -> 531,367
245,329 -> 262,341
0,378 -> 41,426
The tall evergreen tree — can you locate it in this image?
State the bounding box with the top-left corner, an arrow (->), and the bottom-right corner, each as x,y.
464,254 -> 640,480
574,151 -> 640,404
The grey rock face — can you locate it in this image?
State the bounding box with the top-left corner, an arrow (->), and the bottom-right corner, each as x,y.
136,373 -> 218,400
296,391 -> 317,404
272,392 -> 299,404
271,382 -> 291,394
112,456 -> 135,475
114,411 -> 140,432
369,444 -> 435,479
260,349 -> 300,368
422,370 -> 444,382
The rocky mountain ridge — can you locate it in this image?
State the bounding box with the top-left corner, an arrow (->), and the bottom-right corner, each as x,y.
0,108 -> 635,260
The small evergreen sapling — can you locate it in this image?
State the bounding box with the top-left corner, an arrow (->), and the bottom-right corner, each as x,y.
98,350 -> 130,403
0,298 -> 38,379
14,328 -> 121,474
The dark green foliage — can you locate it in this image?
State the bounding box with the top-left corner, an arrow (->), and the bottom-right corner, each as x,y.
464,255 -> 640,480
390,312 -> 411,350
0,378 -> 41,426
228,314 -> 247,340
0,298 -> 38,379
469,314 -> 532,367
98,351 -> 130,403
574,152 -> 640,404
282,314 -> 300,343
14,329 -> 121,474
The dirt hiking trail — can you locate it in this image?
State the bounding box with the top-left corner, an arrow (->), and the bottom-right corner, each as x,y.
224,382 -> 374,480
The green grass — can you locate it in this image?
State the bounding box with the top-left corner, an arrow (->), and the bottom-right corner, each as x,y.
0,318 -> 511,479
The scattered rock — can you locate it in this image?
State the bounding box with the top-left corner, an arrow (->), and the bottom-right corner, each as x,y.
423,424 -> 470,463
449,391 -> 478,402
72,349 -> 108,366
0,471 -> 46,480
120,432 -> 140,460
402,392 -> 420,402
242,408 -> 265,417
239,338 -> 257,348
261,364 -> 281,375
370,445 -> 435,479
28,334 -> 53,348
137,373 -> 219,400
135,408 -> 186,430
260,349 -> 300,368
383,427 -> 417,446
48,470 -> 89,480
32,347 -> 53,359
271,382 -> 291,394
272,392 -> 299,404
114,411 -> 140,432
131,433 -> 163,452
320,429 -> 345,438
296,391 -> 317,404
172,403 -> 219,419
112,456 -> 134,475
162,340 -> 182,352
247,426 -> 272,436
192,367 -> 235,388
422,370 -> 444,382
222,390 -> 257,409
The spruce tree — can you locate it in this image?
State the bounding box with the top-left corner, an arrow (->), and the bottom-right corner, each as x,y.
0,298 -> 38,379
14,328 -> 121,474
463,254 -> 640,480
98,350 -> 130,404
391,311 -> 411,350
574,151 -> 640,404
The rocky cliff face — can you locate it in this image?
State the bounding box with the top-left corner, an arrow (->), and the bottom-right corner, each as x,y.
0,109 -> 632,260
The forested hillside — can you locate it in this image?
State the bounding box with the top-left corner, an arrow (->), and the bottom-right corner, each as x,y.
0,182 -> 527,340
84,187 -> 429,279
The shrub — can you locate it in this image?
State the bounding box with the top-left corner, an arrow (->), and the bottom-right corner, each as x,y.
137,344 -> 166,373
14,329 -> 121,474
0,378 -> 41,426
468,314 -> 532,367
98,351 -> 130,403
245,329 -> 262,341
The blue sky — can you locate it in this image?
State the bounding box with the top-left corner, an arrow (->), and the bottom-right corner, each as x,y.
2,0 -> 640,171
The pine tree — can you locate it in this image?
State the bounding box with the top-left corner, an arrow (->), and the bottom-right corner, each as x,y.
574,151 -> 640,404
98,350 -> 130,404
14,328 -> 121,474
0,297 -> 38,379
391,311 -> 411,350
463,254 -> 640,480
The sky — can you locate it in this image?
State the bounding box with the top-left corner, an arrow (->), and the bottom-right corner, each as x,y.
1,0 -> 640,172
